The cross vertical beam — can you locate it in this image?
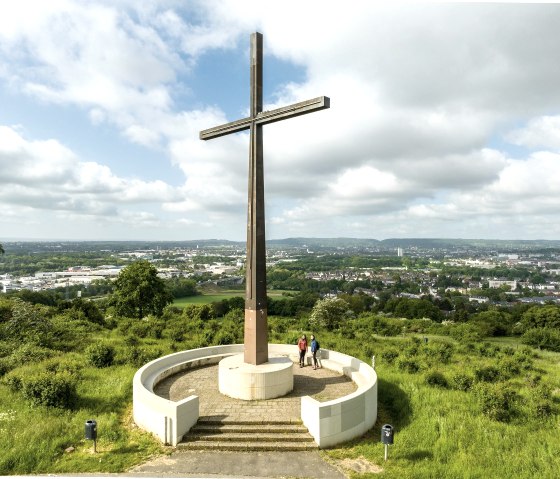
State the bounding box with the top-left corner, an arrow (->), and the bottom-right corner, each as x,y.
245,32 -> 267,365
200,32 -> 329,365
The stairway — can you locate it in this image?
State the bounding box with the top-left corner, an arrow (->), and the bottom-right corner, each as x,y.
178,417 -> 318,451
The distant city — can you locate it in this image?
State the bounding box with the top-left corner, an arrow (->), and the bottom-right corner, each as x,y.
1,238 -> 559,306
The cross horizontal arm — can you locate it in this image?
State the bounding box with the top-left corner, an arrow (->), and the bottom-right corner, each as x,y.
255,96 -> 330,127
199,96 -> 330,141
200,116 -> 252,140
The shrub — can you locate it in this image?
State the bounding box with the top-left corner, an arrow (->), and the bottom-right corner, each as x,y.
121,347 -> 162,367
449,323 -> 485,342
9,343 -> 54,365
497,358 -> 521,379
124,335 -> 140,347
214,330 -> 235,345
129,322 -> 151,338
528,384 -> 555,418
476,342 -> 501,358
3,369 -> 24,391
168,327 -> 185,343
474,365 -> 501,383
522,328 -> 560,352
85,343 -> 115,368
381,348 -> 399,364
0,358 -> 10,377
425,370 -> 448,388
21,372 -> 77,408
474,382 -> 517,422
422,341 -> 454,364
450,372 -> 474,391
43,356 -> 83,378
513,348 -> 535,370
396,357 -> 421,374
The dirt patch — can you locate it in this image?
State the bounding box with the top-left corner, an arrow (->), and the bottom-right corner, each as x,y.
337,456 -> 383,474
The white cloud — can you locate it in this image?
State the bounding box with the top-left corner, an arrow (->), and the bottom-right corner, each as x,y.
3,2 -> 560,240
0,126 -> 181,216
506,116 -> 560,151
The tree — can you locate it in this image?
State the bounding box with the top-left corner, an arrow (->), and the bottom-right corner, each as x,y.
0,243 -> 4,255
521,305 -> 560,331
3,298 -> 53,346
111,260 -> 173,319
309,297 -> 354,331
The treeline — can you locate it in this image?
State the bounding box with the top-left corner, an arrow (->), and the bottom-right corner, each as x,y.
0,252 -> 127,276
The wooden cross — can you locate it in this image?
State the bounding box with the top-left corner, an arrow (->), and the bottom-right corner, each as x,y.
200,32 -> 329,365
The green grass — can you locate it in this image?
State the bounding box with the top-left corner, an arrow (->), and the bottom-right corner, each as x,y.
2,310 -> 560,477
173,294 -> 240,306
320,334 -> 560,479
173,289 -> 290,306
0,363 -> 163,474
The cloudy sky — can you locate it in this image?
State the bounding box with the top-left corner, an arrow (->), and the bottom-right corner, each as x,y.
1,1 -> 560,241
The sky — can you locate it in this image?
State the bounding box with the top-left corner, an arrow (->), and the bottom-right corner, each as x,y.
2,1 -> 560,241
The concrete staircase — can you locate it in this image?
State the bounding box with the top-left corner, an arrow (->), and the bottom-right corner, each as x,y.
177,417 -> 318,451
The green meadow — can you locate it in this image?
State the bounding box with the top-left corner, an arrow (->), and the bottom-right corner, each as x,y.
0,297 -> 559,477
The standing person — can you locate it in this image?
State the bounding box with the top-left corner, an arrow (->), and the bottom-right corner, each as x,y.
297,334 -> 308,367
310,335 -> 320,369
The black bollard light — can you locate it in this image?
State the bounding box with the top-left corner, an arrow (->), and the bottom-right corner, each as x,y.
381,424 -> 394,461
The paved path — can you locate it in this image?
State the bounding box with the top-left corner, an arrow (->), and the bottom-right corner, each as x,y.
129,361 -> 357,478
154,362 -> 357,422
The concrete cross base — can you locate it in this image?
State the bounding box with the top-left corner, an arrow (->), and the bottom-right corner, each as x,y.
218,353 -> 294,400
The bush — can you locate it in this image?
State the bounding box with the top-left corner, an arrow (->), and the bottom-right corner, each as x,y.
522,328 -> 560,352
5,369 -> 77,409
513,348 -> 535,370
22,372 -> 77,408
381,348 -> 399,364
528,384 -> 555,418
497,358 -> 521,379
425,370 -> 448,388
3,370 -> 23,391
474,382 -> 517,422
450,372 -> 474,391
396,357 -> 421,374
449,323 -> 485,342
422,341 -> 454,364
9,343 -> 54,365
0,358 -> 10,377
43,356 -> 83,378
168,327 -> 185,343
476,342 -> 501,358
121,347 -> 162,367
474,365 -> 501,383
85,343 -> 115,368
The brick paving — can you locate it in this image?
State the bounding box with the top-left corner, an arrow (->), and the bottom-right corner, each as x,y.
154,361 -> 357,422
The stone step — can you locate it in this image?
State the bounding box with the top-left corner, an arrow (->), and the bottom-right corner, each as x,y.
197,417 -> 303,426
192,423 -> 309,434
177,441 -> 318,452
187,432 -> 315,443
179,419 -> 318,451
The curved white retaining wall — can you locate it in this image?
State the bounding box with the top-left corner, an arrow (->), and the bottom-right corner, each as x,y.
132,344 -> 377,448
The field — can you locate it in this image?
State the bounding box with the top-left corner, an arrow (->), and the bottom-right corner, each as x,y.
323,335 -> 560,478
1,306 -> 559,477
173,289 -> 289,306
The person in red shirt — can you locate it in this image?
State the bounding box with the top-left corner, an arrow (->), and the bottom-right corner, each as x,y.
297,334 -> 308,367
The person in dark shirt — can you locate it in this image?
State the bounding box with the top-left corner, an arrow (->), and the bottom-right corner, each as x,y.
310,335 -> 320,369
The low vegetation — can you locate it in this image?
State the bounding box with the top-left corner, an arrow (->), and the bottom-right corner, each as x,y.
0,261 -> 559,477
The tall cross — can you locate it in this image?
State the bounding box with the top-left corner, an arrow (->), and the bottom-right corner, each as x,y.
200,32 -> 330,365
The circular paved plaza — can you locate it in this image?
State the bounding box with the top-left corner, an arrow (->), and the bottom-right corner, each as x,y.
154,362 -> 358,422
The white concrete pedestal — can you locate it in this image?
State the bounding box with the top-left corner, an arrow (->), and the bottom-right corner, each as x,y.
218,354 -> 294,400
